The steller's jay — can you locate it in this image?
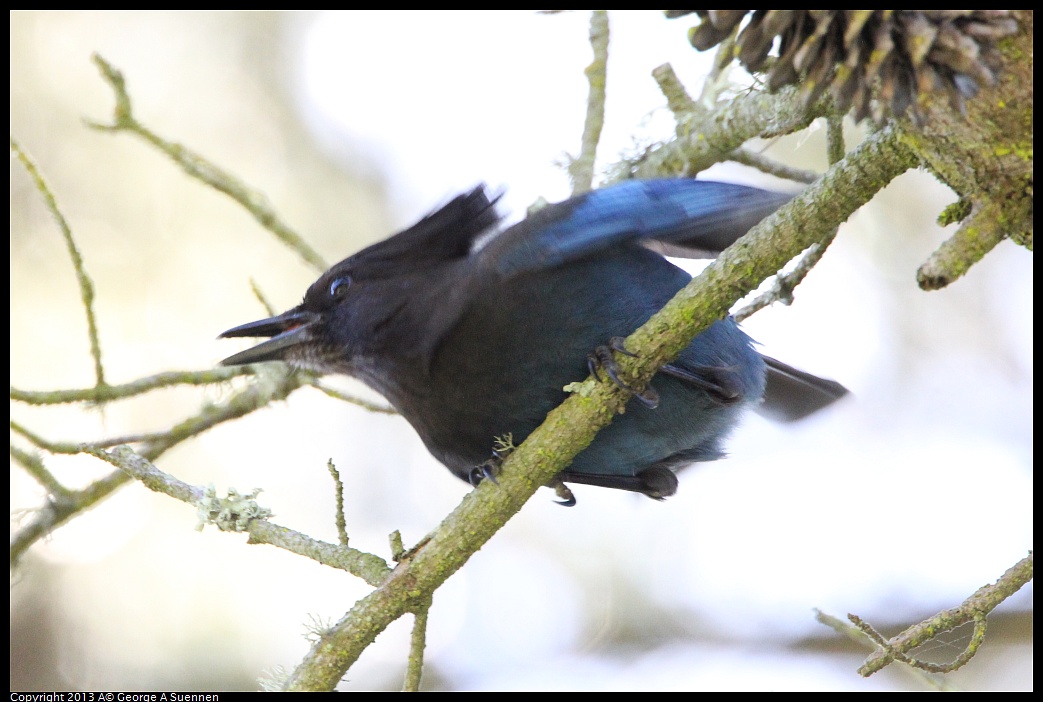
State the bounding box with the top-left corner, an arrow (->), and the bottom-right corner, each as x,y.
219,179 -> 847,505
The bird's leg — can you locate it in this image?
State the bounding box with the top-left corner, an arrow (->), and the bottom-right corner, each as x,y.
560,465 -> 678,500
590,338 -> 744,407
587,337 -> 660,408
658,363 -> 744,405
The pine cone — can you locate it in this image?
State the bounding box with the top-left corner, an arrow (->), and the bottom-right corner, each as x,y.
665,10 -> 1018,123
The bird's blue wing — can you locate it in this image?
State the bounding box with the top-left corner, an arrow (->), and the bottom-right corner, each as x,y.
486,179 -> 792,278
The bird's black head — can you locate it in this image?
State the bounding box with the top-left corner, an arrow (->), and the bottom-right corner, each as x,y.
217,264 -> 364,373
218,186 -> 501,376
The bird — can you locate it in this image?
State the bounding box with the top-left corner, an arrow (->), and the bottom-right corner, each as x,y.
219,179 -> 847,505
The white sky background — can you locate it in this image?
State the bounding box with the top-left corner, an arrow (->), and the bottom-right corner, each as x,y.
10,11 -> 1032,692
293,10 -> 778,219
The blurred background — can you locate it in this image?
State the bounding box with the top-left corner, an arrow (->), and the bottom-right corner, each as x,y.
10,10 -> 1032,691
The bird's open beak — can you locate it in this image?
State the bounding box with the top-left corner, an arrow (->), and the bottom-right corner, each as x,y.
218,309 -> 320,366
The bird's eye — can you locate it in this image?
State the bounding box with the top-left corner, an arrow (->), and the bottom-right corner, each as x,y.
329,276 -> 351,299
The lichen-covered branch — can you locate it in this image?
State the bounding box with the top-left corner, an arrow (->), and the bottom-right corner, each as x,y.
852,552 -> 1033,677
87,445 -> 392,587
608,84 -> 828,182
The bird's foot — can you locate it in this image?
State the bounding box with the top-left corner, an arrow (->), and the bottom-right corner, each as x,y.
469,446 -> 578,507
468,457 -> 502,487
467,436 -> 515,487
587,337 -> 659,408
547,476 -> 577,507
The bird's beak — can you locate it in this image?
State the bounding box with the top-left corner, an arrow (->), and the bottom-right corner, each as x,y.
217,309 -> 320,366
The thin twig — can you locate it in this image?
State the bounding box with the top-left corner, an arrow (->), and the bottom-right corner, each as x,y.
10,365 -> 309,566
403,601 -> 432,692
327,459 -> 349,547
568,11 -> 609,195
854,552 -> 1033,676
11,367 -> 251,405
11,138 -> 106,388
728,147 -> 820,183
86,54 -> 328,272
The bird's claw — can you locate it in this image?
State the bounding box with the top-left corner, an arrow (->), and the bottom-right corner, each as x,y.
548,477 -> 577,507
587,337 -> 660,408
470,438 -> 517,487
468,458 -> 501,487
